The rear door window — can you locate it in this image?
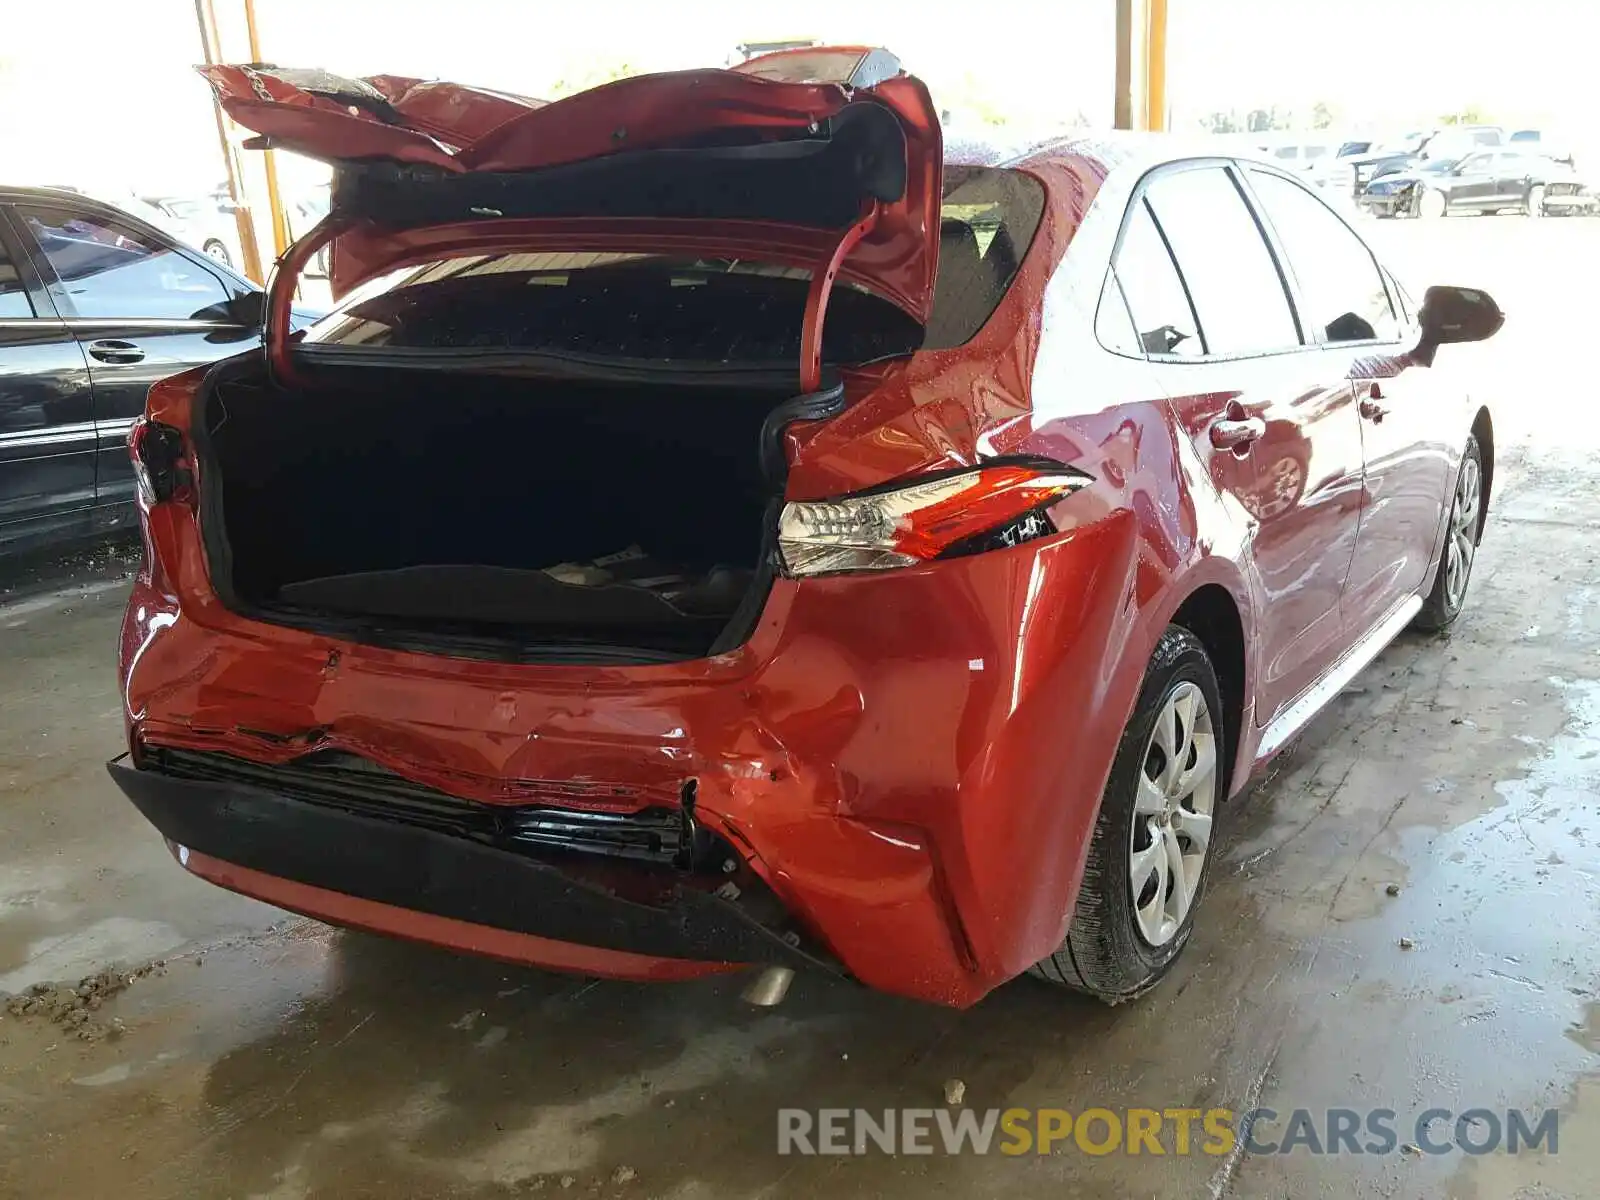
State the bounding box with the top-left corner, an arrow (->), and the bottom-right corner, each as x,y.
1094,271 -> 1144,358
1107,199 -> 1202,358
17,204 -> 235,320
1247,170 -> 1400,344
1143,166 -> 1300,356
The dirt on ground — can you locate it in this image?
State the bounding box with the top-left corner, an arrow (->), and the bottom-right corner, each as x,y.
3,960 -> 167,1040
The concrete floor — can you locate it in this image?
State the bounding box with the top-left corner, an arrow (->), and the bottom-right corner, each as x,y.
2,216 -> 1596,1200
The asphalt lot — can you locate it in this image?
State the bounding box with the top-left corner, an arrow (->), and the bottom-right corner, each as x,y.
1,209 -> 1596,1200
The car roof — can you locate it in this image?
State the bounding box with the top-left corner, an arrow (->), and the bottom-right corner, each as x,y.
0,185 -> 179,231
984,131 -> 1279,182
0,184 -> 99,203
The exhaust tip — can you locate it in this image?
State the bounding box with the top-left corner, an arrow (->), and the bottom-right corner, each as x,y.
741,966 -> 795,1007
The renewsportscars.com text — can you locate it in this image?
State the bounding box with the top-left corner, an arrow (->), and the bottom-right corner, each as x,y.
777,1107 -> 1559,1157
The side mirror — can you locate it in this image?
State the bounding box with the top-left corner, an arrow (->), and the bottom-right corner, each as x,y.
226,289 -> 266,328
1415,285 -> 1503,363
192,290 -> 265,329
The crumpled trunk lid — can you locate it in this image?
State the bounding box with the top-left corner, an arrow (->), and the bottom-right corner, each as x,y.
199,48 -> 942,322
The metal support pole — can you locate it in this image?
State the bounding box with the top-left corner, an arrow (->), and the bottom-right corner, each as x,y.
1114,0 -> 1135,130
1144,0 -> 1169,132
243,0 -> 291,260
194,0 -> 265,281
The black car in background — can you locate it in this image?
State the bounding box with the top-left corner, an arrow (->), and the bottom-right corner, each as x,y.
1358,149 -> 1589,218
1337,125 -> 1505,196
0,187 -> 314,561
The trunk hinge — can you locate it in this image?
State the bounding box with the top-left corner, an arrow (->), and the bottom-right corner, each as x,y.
263,214 -> 351,388
798,200 -> 881,394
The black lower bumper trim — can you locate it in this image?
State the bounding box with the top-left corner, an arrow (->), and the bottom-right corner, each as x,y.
108,755 -> 826,971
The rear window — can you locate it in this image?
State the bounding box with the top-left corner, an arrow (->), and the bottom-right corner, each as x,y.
304,166 -> 1044,365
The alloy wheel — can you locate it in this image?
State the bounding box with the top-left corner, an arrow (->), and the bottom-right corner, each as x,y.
1129,681 -> 1218,946
1444,454 -> 1481,611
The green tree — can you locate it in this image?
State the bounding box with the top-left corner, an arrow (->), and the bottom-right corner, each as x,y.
1311,101 -> 1336,130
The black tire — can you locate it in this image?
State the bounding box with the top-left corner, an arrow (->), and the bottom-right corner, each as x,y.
1032,626 -> 1226,1002
1414,434 -> 1485,632
202,239 -> 233,267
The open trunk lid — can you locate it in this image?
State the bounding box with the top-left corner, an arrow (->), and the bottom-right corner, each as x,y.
202,47 -> 942,344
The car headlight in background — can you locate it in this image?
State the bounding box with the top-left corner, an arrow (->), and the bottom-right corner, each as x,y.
778,461 -> 1092,576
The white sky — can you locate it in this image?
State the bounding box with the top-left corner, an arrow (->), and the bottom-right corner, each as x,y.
3,0 -> 1596,194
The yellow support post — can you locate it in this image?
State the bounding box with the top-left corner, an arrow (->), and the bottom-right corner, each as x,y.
1114,0 -> 1135,130
243,0 -> 291,260
194,0 -> 265,282
1143,0 -> 1169,132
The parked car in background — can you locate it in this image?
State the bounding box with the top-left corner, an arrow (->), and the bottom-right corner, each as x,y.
111,51 -> 1502,1009
283,184 -> 331,277
141,194 -> 246,268
1359,149 -> 1580,217
0,186 -> 316,560
1537,161 -> 1598,214
1338,126 -> 1505,196
1508,129 -> 1575,167
1305,139 -> 1378,190
1260,140 -> 1336,181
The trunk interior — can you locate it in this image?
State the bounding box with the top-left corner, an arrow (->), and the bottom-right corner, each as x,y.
199,365 -> 788,661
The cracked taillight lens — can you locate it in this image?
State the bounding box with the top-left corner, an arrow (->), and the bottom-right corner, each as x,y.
128,418 -> 194,508
778,462 -> 1090,577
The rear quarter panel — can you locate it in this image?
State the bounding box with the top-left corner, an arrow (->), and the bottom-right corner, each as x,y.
789,152 -> 1264,978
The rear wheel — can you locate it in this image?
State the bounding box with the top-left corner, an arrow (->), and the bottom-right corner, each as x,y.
202,239 -> 233,267
1032,627 -> 1225,1002
1415,434 -> 1484,632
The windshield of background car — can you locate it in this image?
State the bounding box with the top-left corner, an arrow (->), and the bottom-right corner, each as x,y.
303,165 -> 1045,362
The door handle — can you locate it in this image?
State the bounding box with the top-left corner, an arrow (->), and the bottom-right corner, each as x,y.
87,339 -> 145,365
1210,416 -> 1266,452
1359,382 -> 1388,423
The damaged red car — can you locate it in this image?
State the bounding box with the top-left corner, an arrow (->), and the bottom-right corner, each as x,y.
111,48 -> 1502,1008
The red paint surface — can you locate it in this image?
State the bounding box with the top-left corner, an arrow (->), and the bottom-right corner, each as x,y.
203,60 -> 942,322
121,88 -> 1492,1006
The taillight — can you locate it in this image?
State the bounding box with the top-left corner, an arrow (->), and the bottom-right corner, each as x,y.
128,419 -> 193,507
778,461 -> 1091,577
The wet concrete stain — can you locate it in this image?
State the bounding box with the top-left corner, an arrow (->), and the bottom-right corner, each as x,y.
2,220 -> 1598,1198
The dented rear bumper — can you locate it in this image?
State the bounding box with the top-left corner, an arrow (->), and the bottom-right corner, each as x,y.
120,509 -> 1140,1006
108,754 -> 827,973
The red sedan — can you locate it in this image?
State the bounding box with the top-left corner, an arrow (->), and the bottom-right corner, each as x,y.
111,49 -> 1501,1007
